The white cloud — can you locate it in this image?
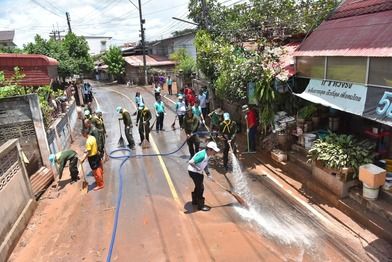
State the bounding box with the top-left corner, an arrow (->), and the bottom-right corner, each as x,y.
0,0 -> 193,47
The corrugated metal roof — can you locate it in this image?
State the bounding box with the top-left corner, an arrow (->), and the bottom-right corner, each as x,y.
124,55 -> 176,67
0,30 -> 14,41
0,54 -> 59,66
329,0 -> 392,20
294,9 -> 392,57
0,54 -> 59,86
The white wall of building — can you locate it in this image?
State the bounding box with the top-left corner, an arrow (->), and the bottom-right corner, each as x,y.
84,37 -> 112,56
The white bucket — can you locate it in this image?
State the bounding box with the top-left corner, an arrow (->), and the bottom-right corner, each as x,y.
304,133 -> 317,149
363,183 -> 380,200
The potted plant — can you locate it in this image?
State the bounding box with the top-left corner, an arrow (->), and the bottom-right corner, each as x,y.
308,132 -> 375,181
297,104 -> 317,132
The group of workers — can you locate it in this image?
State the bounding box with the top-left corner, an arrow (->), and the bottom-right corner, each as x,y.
49,104 -> 107,191
47,82 -> 257,212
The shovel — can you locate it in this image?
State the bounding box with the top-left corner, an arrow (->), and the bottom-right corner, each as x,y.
208,175 -> 248,208
80,162 -> 88,192
118,119 -> 125,148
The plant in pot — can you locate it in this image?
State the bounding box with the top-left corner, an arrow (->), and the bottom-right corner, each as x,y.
308,132 -> 375,181
297,104 -> 317,132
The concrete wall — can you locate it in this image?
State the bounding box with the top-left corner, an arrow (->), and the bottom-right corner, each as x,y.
151,33 -> 196,59
47,100 -> 77,155
0,139 -> 37,262
0,95 -> 44,175
125,64 -> 175,85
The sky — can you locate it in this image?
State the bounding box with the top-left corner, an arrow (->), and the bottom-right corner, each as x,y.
0,0 -> 243,48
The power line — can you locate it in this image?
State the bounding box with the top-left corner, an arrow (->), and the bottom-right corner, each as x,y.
30,0 -> 63,17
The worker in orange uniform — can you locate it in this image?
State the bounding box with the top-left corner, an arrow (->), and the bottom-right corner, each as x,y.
81,128 -> 104,191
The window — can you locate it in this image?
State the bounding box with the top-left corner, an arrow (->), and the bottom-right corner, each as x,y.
369,57 -> 392,87
296,56 -> 325,79
326,57 -> 366,84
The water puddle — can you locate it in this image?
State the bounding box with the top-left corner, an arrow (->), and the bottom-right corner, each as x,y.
230,152 -> 316,247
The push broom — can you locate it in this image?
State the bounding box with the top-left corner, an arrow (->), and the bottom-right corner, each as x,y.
117,119 -> 125,148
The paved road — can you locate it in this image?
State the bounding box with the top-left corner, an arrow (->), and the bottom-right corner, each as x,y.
9,82 -> 384,262
92,83 -> 373,262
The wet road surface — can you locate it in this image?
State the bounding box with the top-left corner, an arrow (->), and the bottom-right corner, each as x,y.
9,82 -> 389,262
93,83 -> 375,262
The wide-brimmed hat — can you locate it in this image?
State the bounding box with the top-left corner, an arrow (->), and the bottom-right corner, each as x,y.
214,108 -> 224,115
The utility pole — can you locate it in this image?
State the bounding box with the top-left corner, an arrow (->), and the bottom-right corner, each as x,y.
137,0 -> 148,85
200,0 -> 208,29
66,12 -> 72,33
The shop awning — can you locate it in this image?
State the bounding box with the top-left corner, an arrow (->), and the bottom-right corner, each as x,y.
294,9 -> 392,57
295,78 -> 392,127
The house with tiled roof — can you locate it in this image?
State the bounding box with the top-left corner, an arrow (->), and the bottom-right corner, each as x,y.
0,30 -> 16,48
293,0 -> 392,126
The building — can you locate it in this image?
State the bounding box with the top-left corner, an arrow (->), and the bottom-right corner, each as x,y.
83,36 -> 112,56
0,54 -> 59,86
293,0 -> 392,127
0,30 -> 16,49
150,31 -> 196,59
124,55 -> 176,85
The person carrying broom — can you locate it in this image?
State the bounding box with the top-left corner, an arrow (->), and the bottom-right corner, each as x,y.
116,106 -> 136,150
136,103 -> 152,147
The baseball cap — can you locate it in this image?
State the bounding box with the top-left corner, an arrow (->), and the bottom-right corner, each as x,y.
206,141 -> 220,152
138,103 -> 145,110
116,106 -> 122,113
223,112 -> 230,121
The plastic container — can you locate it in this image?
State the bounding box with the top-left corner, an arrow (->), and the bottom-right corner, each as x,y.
304,133 -> 317,149
363,183 -> 380,200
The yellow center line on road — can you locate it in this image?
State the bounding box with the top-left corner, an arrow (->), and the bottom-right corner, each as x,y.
104,87 -> 181,206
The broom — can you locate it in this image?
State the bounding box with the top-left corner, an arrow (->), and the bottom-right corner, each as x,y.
141,120 -> 150,148
208,176 -> 248,208
118,119 -> 125,147
171,114 -> 178,130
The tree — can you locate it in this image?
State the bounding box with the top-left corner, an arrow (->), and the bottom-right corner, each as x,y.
24,33 -> 93,80
102,46 -> 125,81
190,0 -> 338,134
169,48 -> 196,82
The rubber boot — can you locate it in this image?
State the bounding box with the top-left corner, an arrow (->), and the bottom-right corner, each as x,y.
191,192 -> 197,205
198,197 -> 210,211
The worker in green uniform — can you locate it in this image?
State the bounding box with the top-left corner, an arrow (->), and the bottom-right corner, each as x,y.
136,103 -> 152,146
219,112 -> 237,171
90,110 -> 106,158
183,106 -> 200,158
116,106 -> 136,149
49,150 -> 80,184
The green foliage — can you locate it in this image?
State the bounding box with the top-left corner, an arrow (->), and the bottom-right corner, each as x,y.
24,33 -> 93,80
0,46 -> 23,53
171,28 -> 195,37
102,46 -> 125,81
169,48 -> 196,81
298,104 -> 318,120
308,133 -> 375,176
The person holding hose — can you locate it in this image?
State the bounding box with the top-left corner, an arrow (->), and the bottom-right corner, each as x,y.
219,112 -> 237,171
188,141 -> 220,211
154,96 -> 166,132
136,103 -> 152,146
81,128 -> 104,191
116,106 -> 136,150
183,106 -> 200,158
49,149 -> 80,184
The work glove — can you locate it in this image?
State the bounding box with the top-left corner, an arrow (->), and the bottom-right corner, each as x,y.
201,120 -> 205,125
228,139 -> 232,144
156,113 -> 159,117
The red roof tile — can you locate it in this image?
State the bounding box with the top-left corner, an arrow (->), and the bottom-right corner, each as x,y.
329,0 -> 392,20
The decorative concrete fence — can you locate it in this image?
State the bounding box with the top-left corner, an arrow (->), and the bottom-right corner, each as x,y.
0,139 -> 37,262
